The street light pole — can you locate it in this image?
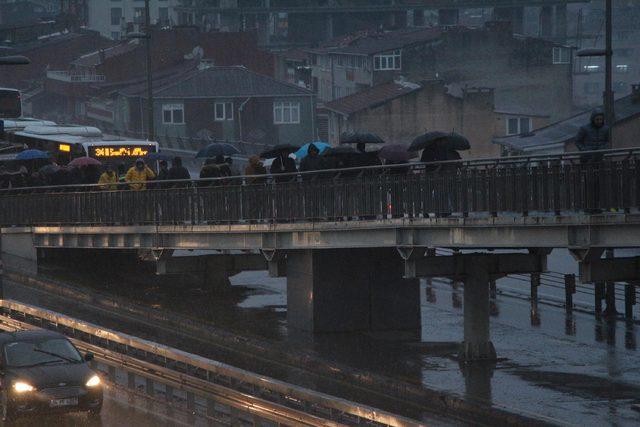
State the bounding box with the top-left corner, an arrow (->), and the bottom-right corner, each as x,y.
144,0 -> 155,141
604,0 -> 614,127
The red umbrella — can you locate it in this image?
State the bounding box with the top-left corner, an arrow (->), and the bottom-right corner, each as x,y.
68,157 -> 102,167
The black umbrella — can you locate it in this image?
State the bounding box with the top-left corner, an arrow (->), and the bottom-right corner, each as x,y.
339,132 -> 385,145
409,131 -> 471,152
196,143 -> 241,159
260,144 -> 299,159
322,146 -> 358,157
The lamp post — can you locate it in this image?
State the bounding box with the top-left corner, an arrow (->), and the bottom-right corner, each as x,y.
576,0 -> 614,127
127,0 -> 154,141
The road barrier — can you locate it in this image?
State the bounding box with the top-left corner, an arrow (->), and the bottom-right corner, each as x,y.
0,299 -> 424,427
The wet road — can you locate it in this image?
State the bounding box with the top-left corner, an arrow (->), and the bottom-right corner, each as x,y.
10,385 -> 192,427
4,248 -> 640,426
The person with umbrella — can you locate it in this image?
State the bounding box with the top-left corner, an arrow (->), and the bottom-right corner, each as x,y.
168,156 -> 191,183
125,158 -> 156,190
244,156 -> 267,184
299,143 -> 324,177
98,164 -> 118,191
260,145 -> 298,183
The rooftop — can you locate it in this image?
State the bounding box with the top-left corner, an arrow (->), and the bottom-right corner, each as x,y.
324,80 -> 422,116
121,65 -> 313,99
308,27 -> 441,56
72,41 -> 140,67
494,90 -> 640,152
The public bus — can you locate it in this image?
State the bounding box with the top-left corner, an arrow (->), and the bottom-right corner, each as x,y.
9,126 -> 159,168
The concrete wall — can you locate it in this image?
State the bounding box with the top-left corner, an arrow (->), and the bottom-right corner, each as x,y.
330,81 -> 497,159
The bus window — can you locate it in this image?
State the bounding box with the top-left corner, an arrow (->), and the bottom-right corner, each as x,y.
0,90 -> 21,119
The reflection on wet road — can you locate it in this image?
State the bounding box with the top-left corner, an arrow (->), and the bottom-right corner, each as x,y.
10,385 -> 188,427
5,248 -> 640,426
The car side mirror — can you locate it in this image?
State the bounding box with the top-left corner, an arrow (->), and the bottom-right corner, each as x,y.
84,352 -> 94,362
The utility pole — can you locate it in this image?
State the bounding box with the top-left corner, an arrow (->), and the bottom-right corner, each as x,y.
144,0 -> 155,141
604,0 -> 614,127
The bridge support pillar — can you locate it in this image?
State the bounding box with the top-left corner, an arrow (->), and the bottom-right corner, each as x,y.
286,249 -> 420,333
408,252 -> 547,362
461,265 -> 496,362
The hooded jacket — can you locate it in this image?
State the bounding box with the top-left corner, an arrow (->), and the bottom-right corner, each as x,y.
575,108 -> 609,152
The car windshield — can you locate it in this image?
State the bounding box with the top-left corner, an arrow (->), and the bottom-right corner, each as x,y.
4,338 -> 83,368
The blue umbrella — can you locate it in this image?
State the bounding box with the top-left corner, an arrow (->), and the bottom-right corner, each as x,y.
196,143 -> 240,159
294,142 -> 330,160
16,149 -> 50,161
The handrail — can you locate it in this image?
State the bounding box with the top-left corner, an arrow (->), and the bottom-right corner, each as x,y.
1,147 -> 639,195
0,299 -> 423,427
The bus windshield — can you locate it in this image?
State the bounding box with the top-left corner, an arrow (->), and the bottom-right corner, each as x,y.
0,89 -> 22,119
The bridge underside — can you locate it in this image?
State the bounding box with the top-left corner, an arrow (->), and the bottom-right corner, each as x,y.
3,214 -> 639,362
8,215 -> 640,252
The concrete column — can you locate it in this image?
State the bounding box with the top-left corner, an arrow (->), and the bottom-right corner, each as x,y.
604,249 -> 617,316
460,266 -> 496,362
539,6 -> 553,38
287,249 -> 420,333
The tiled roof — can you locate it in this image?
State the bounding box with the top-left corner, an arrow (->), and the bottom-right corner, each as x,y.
134,66 -> 313,99
72,41 -> 140,67
308,27 -> 441,56
324,81 -> 421,116
493,91 -> 640,152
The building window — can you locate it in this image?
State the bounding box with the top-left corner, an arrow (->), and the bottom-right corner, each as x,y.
552,47 -> 570,64
111,32 -> 120,40
134,7 -> 145,24
215,102 -> 233,121
274,101 -> 300,124
159,7 -> 169,24
374,50 -> 401,71
110,7 -> 122,26
162,104 -> 184,125
583,65 -> 601,73
616,64 -> 629,73
506,117 -> 532,135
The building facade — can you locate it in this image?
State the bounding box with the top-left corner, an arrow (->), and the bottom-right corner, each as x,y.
310,23 -> 575,123
325,80 -> 498,159
86,0 -> 178,40
118,66 -> 316,149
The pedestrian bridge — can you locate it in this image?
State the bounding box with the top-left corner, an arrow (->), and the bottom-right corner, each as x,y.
2,149 -> 639,361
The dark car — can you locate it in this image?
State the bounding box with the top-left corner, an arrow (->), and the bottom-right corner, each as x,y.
0,330 -> 103,421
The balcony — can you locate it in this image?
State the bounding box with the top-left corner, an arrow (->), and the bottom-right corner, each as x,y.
47,71 -> 106,83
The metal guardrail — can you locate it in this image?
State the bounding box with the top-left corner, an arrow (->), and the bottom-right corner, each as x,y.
0,299 -> 424,427
0,148 -> 639,227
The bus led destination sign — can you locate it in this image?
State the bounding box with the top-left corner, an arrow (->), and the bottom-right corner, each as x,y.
91,146 -> 151,158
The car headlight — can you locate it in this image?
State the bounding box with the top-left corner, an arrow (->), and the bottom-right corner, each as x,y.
13,382 -> 35,393
85,375 -> 101,387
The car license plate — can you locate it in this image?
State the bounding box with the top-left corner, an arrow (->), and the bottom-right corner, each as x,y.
50,397 -> 78,407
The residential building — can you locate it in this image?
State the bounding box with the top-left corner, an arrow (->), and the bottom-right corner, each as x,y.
0,30 -> 112,90
175,1 -> 578,48
493,83 -> 640,155
39,27 -> 275,125
0,0 -> 54,26
572,3 -> 640,108
324,80 -> 498,159
117,66 -> 315,149
309,23 -> 575,123
86,0 -> 178,40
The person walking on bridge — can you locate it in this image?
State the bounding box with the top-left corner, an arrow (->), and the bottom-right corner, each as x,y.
125,158 -> 156,190
576,108 -> 609,213
98,164 -> 118,191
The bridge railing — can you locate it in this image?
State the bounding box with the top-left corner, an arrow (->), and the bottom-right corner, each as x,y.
0,148 -> 639,226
